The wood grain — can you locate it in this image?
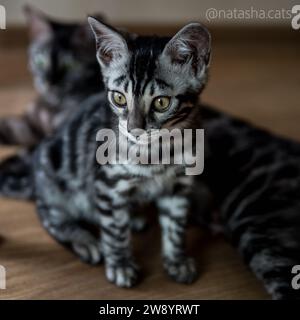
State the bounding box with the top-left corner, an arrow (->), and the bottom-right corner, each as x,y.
0,37 -> 299,299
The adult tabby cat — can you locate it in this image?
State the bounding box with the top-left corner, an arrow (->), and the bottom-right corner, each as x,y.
195,107 -> 300,299
0,6 -> 104,199
33,18 -> 211,287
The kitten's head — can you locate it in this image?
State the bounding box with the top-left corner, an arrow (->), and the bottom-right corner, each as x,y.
88,18 -> 211,134
25,5 -> 103,104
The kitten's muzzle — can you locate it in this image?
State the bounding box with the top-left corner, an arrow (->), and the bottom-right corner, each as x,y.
127,107 -> 145,132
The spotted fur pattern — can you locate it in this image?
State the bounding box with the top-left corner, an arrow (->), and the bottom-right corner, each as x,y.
33,19 -> 211,287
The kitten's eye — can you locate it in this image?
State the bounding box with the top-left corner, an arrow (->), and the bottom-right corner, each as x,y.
110,91 -> 127,107
152,96 -> 170,112
34,53 -> 49,69
62,58 -> 78,71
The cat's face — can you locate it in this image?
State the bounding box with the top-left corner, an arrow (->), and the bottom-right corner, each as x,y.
25,6 -> 101,104
89,18 -> 211,134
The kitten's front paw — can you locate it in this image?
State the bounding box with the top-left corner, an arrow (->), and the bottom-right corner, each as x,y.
72,240 -> 102,265
105,260 -> 139,288
163,256 -> 198,284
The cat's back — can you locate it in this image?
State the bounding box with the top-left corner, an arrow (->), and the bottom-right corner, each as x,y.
201,104 -> 300,158
200,104 -> 300,205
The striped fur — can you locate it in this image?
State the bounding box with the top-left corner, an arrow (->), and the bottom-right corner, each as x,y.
3,13 -> 298,297
33,19 -> 211,287
0,7 -> 104,199
193,106 -> 300,299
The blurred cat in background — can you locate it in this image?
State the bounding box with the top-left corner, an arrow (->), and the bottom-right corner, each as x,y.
0,5 -> 104,198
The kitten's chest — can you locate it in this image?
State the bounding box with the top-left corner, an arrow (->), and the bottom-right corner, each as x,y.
132,167 -> 178,201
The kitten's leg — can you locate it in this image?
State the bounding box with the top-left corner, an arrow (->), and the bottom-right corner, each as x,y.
0,115 -> 42,147
37,202 -> 102,265
0,97 -> 56,146
0,150 -> 34,200
157,179 -> 198,284
98,204 -> 139,288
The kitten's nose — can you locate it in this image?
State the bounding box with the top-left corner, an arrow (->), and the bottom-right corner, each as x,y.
127,108 -> 145,132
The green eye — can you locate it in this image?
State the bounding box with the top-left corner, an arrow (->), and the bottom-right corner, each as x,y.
63,58 -> 78,70
152,96 -> 170,112
34,53 -> 48,69
110,91 -> 127,107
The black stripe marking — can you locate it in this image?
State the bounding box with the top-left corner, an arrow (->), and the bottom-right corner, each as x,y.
114,75 -> 126,86
155,78 -> 172,90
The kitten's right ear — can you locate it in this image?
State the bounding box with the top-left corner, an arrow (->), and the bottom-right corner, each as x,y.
163,23 -> 211,68
23,4 -> 52,40
88,17 -> 128,67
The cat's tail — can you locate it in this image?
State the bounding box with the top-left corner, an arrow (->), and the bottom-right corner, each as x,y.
226,206 -> 300,300
0,151 -> 35,200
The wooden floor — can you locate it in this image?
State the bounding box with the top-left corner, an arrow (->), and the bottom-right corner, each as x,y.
0,37 -> 299,299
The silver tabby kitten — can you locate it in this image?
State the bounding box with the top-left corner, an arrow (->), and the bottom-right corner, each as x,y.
34,17 -> 211,287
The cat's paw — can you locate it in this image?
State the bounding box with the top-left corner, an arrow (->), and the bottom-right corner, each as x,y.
105,260 -> 139,288
72,240 -> 102,265
130,216 -> 147,232
163,256 -> 198,284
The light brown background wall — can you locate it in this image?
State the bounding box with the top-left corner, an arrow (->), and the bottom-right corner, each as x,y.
2,0 -> 296,26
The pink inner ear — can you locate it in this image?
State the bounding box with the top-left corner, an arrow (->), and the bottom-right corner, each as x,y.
168,47 -> 190,65
27,14 -> 51,40
164,24 -> 211,66
98,45 -> 114,65
88,17 -> 129,67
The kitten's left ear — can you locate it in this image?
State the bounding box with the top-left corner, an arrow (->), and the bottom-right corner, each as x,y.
23,4 -> 52,40
88,17 -> 128,67
163,23 -> 211,67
